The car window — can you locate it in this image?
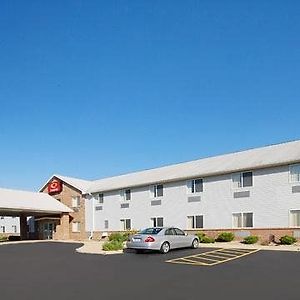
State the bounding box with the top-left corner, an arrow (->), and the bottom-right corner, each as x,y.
174,228 -> 185,236
165,228 -> 176,235
139,228 -> 163,235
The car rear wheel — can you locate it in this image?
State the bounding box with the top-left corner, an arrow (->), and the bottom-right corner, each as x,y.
191,238 -> 199,249
160,242 -> 170,254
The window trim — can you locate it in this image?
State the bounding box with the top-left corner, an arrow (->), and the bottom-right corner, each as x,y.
232,171 -> 253,190
71,196 -> 81,208
120,218 -> 131,231
289,164 -> 300,184
151,217 -> 164,227
153,184 -> 164,198
187,178 -> 203,194
72,221 -> 80,233
289,209 -> 300,228
232,212 -> 254,228
187,215 -> 204,229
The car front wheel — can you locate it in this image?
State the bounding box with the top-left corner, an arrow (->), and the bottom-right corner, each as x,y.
191,238 -> 199,249
160,242 -> 170,254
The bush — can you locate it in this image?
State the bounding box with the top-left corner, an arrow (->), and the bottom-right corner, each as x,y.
108,233 -> 127,243
216,232 -> 235,242
196,232 -> 206,242
201,236 -> 215,243
280,235 -> 297,245
243,235 -> 259,244
0,235 -> 8,242
102,240 -> 124,251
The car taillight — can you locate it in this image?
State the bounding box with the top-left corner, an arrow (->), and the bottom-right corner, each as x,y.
144,236 -> 155,243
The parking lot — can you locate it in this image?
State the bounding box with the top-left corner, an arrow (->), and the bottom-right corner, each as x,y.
0,242 -> 300,300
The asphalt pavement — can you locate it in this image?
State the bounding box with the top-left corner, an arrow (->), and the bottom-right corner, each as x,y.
0,242 -> 299,300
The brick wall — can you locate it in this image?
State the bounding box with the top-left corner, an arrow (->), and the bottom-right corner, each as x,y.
41,179 -> 88,240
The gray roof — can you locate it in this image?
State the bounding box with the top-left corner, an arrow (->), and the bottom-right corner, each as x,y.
51,140 -> 300,194
0,188 -> 73,215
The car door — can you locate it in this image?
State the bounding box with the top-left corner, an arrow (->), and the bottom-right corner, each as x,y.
164,228 -> 177,249
174,228 -> 189,248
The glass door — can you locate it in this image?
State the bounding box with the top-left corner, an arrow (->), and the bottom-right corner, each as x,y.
43,223 -> 54,240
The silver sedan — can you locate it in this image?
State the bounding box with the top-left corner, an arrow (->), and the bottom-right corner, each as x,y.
126,227 -> 199,254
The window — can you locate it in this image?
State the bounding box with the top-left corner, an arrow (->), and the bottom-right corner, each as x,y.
0,226 -> 5,233
151,217 -> 164,227
187,179 -> 203,193
72,222 -> 80,232
174,228 -> 185,236
0,216 -> 4,220
233,213 -> 253,228
96,193 -> 104,204
125,189 -> 131,201
120,219 -> 131,230
290,210 -> 300,227
165,228 -> 176,235
187,215 -> 204,229
12,225 -> 17,233
154,184 -> 163,198
290,164 -> 300,183
71,196 -> 80,208
104,220 -> 109,229
232,172 -> 253,189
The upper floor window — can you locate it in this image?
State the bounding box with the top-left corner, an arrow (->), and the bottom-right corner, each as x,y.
120,189 -> 131,201
96,193 -> 104,204
232,172 -> 253,189
290,164 -> 300,183
187,179 -> 203,194
71,196 -> 81,208
154,184 -> 163,198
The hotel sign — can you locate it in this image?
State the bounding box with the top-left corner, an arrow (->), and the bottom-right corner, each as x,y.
48,179 -> 62,194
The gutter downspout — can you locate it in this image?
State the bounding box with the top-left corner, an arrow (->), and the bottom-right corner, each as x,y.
88,193 -> 95,240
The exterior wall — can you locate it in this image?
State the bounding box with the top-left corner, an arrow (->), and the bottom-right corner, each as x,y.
85,164 -> 300,239
0,216 -> 20,235
41,181 -> 87,240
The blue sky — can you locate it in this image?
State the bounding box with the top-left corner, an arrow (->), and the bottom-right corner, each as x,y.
0,1 -> 299,191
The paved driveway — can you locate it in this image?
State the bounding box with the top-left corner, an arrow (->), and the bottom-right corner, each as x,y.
0,242 -> 299,300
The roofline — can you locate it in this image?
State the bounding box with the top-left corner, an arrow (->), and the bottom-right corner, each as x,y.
87,159 -> 300,194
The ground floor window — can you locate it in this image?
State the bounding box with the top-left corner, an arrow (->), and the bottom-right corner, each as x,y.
233,212 -> 253,228
120,219 -> 131,231
104,220 -> 109,229
290,210 -> 300,227
187,215 -> 203,229
151,217 -> 164,227
72,222 -> 80,232
0,226 -> 5,233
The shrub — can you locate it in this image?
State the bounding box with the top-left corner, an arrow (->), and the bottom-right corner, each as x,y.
243,235 -> 259,244
280,235 -> 297,245
201,236 -> 215,243
196,232 -> 206,242
0,235 -> 8,242
102,240 -> 124,251
216,232 -> 235,242
108,233 -> 127,243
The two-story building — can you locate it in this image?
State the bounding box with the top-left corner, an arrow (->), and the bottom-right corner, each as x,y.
36,139 -> 300,241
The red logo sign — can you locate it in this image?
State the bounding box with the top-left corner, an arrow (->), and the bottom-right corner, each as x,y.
48,179 -> 62,194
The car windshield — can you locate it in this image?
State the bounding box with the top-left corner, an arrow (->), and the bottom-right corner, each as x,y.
139,228 -> 163,235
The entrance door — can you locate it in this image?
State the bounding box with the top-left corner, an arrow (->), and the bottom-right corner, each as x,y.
43,223 -> 54,240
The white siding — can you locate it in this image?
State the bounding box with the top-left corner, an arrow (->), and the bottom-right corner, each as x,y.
85,165 -> 300,232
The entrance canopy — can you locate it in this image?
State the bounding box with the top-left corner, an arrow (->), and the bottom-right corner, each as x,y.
0,187 -> 72,217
